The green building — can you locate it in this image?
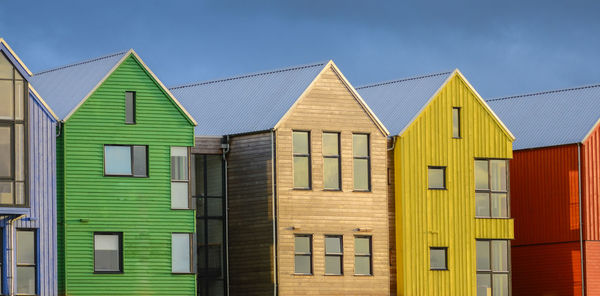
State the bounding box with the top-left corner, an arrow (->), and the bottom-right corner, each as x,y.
30,50 -> 197,295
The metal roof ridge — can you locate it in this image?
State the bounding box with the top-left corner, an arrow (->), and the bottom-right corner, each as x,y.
355,70 -> 453,90
487,83 -> 600,102
34,50 -> 130,76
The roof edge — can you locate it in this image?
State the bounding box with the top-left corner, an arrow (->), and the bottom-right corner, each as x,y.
356,70 -> 453,90
487,83 -> 600,102
0,38 -> 33,76
29,85 -> 59,121
34,50 -> 129,76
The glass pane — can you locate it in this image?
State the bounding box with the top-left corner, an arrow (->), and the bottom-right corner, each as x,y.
0,80 -> 13,120
355,237 -> 370,255
171,182 -> 189,209
17,230 -> 35,264
0,53 -> 12,79
430,248 -> 447,269
493,274 -> 509,296
17,266 -> 35,295
206,155 -> 222,196
492,240 -> 508,272
325,256 -> 342,275
15,124 -> 24,181
0,181 -> 13,204
353,134 -> 368,157
491,160 -> 507,191
428,167 -> 445,189
125,92 -> 135,123
15,80 -> 24,120
208,219 -> 223,244
0,126 -> 11,177
477,274 -> 492,296
171,147 -> 188,180
491,193 -> 508,218
207,280 -> 224,296
355,256 -> 371,275
94,234 -> 120,271
452,108 -> 460,138
294,156 -> 309,188
475,160 -> 489,190
15,182 -> 24,205
207,244 -> 223,275
194,155 -> 205,196
104,146 -> 131,175
207,198 -> 222,216
197,198 -> 205,217
198,245 -> 207,270
295,255 -> 310,274
172,233 -> 191,273
133,146 -> 147,177
354,159 -> 369,190
323,158 -> 340,190
325,236 -> 342,254
295,236 -> 310,254
476,193 -> 490,217
293,131 -> 309,154
322,133 -> 339,156
197,219 -> 205,244
476,240 -> 490,271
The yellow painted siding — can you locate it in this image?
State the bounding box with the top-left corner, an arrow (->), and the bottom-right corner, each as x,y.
394,73 -> 513,295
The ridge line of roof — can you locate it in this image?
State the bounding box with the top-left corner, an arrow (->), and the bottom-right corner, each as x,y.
169,61 -> 328,90
34,50 -> 130,76
355,71 -> 453,90
487,83 -> 600,102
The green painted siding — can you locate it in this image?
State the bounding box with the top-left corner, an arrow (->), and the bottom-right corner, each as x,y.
60,55 -> 195,295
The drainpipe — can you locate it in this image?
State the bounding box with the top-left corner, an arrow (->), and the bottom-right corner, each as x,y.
387,136 -> 396,151
8,214 -> 25,296
270,130 -> 278,296
578,143 -> 585,296
221,136 -> 230,296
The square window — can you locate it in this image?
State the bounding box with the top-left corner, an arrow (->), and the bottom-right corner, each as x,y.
430,247 -> 447,270
428,167 -> 446,189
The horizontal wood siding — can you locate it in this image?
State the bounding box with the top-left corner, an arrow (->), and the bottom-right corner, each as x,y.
192,136 -> 222,155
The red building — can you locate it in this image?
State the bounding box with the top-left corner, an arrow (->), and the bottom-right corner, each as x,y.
487,84 -> 600,296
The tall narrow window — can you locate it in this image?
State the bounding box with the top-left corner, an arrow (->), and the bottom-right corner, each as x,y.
16,230 -> 36,295
452,107 -> 461,138
325,235 -> 343,275
94,232 -> 123,273
428,166 -> 446,189
323,132 -> 340,190
294,235 -> 312,274
172,233 -> 193,273
475,159 -> 509,218
125,91 -> 136,124
477,240 -> 509,296
353,134 -> 370,191
293,131 -> 311,189
430,247 -> 448,270
104,145 -> 147,177
171,147 -> 190,209
354,236 -> 372,275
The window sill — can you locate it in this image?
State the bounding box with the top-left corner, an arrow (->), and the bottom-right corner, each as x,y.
293,188 -> 312,191
354,274 -> 373,277
172,272 -> 195,275
352,190 -> 371,193
94,271 -> 123,274
324,274 -> 344,276
452,137 -> 462,139
475,217 -> 512,220
428,188 -> 447,191
323,189 -> 341,192
104,174 -> 149,178
430,268 -> 449,271
171,208 -> 194,211
292,273 -> 313,276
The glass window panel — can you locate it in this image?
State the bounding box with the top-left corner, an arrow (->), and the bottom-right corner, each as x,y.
490,160 -> 507,191
125,91 -> 135,124
491,193 -> 508,218
475,160 -> 489,190
476,193 -> 490,217
325,256 -> 342,275
207,244 -> 223,275
430,248 -> 447,270
476,274 -> 492,296
207,198 -> 222,216
0,181 -> 13,204
17,266 -> 35,295
0,126 -> 11,177
476,240 -> 490,271
197,219 -> 205,244
293,131 -> 309,154
15,124 -> 24,181
0,80 -> 13,120
208,219 -> 223,244
105,146 -> 131,175
354,159 -> 369,190
17,230 -> 35,264
294,156 -> 309,188
0,53 -> 13,79
15,182 -> 24,205
493,274 -> 509,296
94,234 -> 120,271
355,237 -> 370,254
207,280 -> 224,296
428,167 -> 445,189
171,182 -> 189,209
355,256 -> 371,275
198,245 -> 207,270
295,236 -> 310,253
492,240 -> 508,272
171,147 -> 188,181
172,233 -> 191,273
193,155 -> 205,196
132,146 -> 147,177
452,108 -> 460,138
324,158 -> 340,190
294,255 -> 311,274
206,155 -> 222,196
322,133 -> 339,156
353,134 -> 368,157
325,236 -> 342,253
15,80 -> 24,120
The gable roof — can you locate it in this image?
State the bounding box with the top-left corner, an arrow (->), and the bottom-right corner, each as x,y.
30,49 -> 196,125
487,83 -> 600,150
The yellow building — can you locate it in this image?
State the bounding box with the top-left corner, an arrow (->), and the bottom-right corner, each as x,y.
358,70 -> 515,296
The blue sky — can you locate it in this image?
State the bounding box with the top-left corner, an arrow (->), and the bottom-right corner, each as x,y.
1,0 -> 599,98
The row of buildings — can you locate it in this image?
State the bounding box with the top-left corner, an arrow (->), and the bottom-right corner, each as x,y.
0,37 -> 597,295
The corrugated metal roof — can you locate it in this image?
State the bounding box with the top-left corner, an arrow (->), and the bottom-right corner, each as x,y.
30,51 -> 128,119
169,61 -> 327,136
356,71 -> 453,136
487,84 -> 600,150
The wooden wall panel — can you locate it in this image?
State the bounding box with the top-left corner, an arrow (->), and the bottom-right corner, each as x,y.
585,241 -> 600,296
387,143 -> 397,296
583,123 -> 600,241
192,136 -> 222,154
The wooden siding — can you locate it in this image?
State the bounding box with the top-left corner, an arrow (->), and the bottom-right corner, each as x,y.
585,241 -> 600,296
192,136 -> 222,155
394,73 -> 513,295
387,143 -> 397,296
60,55 -> 195,295
226,132 -> 274,295
275,66 -> 390,295
583,123 -> 600,241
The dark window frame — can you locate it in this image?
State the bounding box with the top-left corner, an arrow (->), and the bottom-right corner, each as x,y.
428,166 -> 447,190
103,144 -> 149,178
475,158 -> 510,219
93,232 -> 123,274
171,146 -> 192,210
293,131 -> 312,190
429,246 -> 448,271
322,132 -> 341,191
324,235 -> 343,275
294,234 -> 313,275
125,91 -> 136,125
476,239 -> 511,296
354,235 -> 373,276
16,228 -> 37,295
452,107 -> 461,139
352,133 -> 371,192
172,232 -> 195,274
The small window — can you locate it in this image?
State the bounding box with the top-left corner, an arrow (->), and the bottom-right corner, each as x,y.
430,247 -> 448,270
354,236 -> 372,275
171,147 -> 190,209
428,167 -> 446,189
16,230 -> 36,295
293,131 -> 311,189
294,235 -> 312,274
172,233 -> 193,273
125,91 -> 136,124
323,132 -> 341,190
94,232 -> 122,273
104,145 -> 148,177
477,240 -> 509,296
475,159 -> 509,218
324,235 -> 343,275
353,134 -> 370,191
452,107 -> 461,138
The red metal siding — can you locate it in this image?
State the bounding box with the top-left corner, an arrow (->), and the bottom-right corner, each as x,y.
585,241 -> 600,296
511,145 -> 581,246
583,123 -> 600,241
512,242 -> 582,296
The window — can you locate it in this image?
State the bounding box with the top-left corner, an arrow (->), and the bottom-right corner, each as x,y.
323,132 -> 341,190
477,240 -> 510,296
171,147 -> 190,209
16,230 -> 36,295
294,235 -> 312,274
325,235 -> 343,275
125,91 -> 136,124
94,232 -> 123,273
353,134 -> 370,191
0,52 -> 27,206
475,159 -> 509,218
452,107 -> 461,138
430,247 -> 448,270
428,166 -> 446,189
104,145 -> 147,177
172,233 -> 193,273
293,131 -> 311,189
354,236 -> 372,275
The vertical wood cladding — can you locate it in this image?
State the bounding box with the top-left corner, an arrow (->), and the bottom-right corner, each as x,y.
583,123 -> 600,241
585,241 -> 600,296
387,144 -> 397,296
